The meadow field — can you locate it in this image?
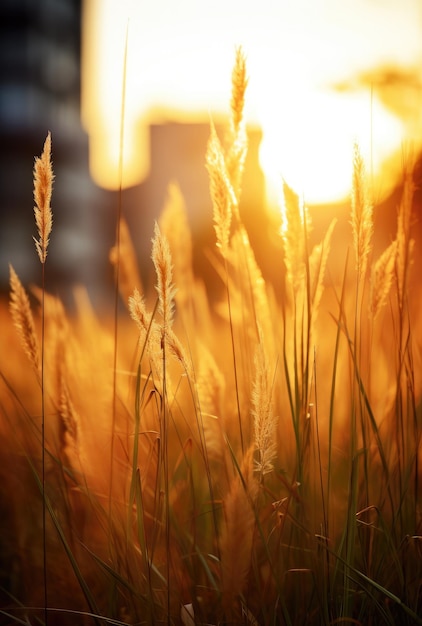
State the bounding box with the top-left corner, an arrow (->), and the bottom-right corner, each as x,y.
0,49 -> 421,625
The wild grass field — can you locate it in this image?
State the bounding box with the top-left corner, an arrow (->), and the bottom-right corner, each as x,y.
0,49 -> 421,625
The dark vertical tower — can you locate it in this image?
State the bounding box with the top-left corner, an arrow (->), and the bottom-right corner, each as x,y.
0,0 -> 111,303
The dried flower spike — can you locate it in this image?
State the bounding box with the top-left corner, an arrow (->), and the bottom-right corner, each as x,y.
252,331 -> 277,478
33,132 -> 54,263
281,180 -> 308,294
230,46 -> 248,135
226,47 -> 248,209
206,122 -> 236,252
9,264 -> 40,373
370,240 -> 397,319
151,222 -> 176,331
351,142 -> 373,281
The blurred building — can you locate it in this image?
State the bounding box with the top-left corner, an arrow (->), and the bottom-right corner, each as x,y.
123,122 -> 266,288
0,0 -> 268,310
0,0 -> 112,306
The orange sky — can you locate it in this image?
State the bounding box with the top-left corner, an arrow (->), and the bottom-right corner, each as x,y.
81,0 -> 422,205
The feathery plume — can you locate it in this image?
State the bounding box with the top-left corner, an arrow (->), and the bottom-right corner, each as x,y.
230,46 -> 248,135
226,46 -> 248,205
59,373 -> 80,457
309,218 -> 337,320
129,287 -> 163,382
129,287 -> 188,374
9,264 -> 40,373
33,132 -> 53,264
151,222 -> 176,331
220,445 -> 258,608
370,240 -> 397,319
252,330 -> 277,478
159,183 -> 194,309
206,122 -> 237,253
196,344 -> 226,464
396,168 -> 415,306
351,142 -> 373,281
128,288 -> 151,335
229,226 -> 272,343
166,328 -> 191,376
280,181 -> 308,294
109,216 -> 142,306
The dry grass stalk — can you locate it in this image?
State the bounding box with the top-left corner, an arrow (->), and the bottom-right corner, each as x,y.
129,285 -> 188,383
159,183 -> 194,310
58,371 -> 80,458
36,292 -> 80,457
109,216 -> 142,306
220,445 -> 258,609
229,227 -> 274,357
231,227 -> 264,304
351,142 -> 373,282
128,287 -> 151,336
396,168 -> 415,306
4,48 -> 422,626
33,132 -> 53,264
196,345 -> 226,465
9,264 -> 40,374
206,122 -> 237,253
128,288 -> 161,376
230,46 -> 248,135
226,46 -> 248,206
281,181 -> 308,294
370,240 -> 397,319
165,328 -> 191,376
151,222 -> 176,331
252,330 -> 277,478
309,218 -> 337,321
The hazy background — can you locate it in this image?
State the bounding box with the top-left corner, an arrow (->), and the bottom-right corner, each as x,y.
1,0 -> 421,309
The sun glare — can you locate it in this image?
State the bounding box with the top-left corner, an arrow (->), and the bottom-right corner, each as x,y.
82,0 -> 422,205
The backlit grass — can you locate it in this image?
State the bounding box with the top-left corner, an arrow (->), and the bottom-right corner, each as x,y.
0,49 -> 421,625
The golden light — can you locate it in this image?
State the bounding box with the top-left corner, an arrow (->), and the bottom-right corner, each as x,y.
81,0 -> 422,205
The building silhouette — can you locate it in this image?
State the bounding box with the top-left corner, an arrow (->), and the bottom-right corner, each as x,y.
0,0 -> 111,306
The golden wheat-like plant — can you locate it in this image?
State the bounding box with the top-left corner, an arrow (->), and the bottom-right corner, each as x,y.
351,142 -> 373,282
396,167 -> 415,306
229,227 -> 268,313
129,286 -> 151,335
252,329 -> 277,478
159,183 -> 194,311
196,344 -> 227,467
9,264 -> 40,374
151,222 -> 191,376
206,122 -> 237,253
309,218 -> 337,322
33,132 -> 53,264
226,46 -> 248,207
281,180 -> 308,295
58,372 -> 80,457
370,240 -> 397,319
151,222 -> 176,332
110,216 -> 142,306
128,286 -> 162,379
219,445 -> 258,612
230,46 -> 248,135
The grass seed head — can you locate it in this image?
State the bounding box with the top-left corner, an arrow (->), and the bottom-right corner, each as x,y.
33,132 -> 54,264
9,264 -> 40,374
351,142 -> 373,281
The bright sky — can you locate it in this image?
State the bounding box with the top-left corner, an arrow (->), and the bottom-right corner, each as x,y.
81,0 -> 422,205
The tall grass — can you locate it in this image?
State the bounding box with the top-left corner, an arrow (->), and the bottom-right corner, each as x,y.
1,49 -> 422,625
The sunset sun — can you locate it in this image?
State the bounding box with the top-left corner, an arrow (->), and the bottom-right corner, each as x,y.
82,0 -> 422,206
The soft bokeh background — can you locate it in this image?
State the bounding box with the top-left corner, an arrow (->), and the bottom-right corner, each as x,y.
1,0 -> 422,308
